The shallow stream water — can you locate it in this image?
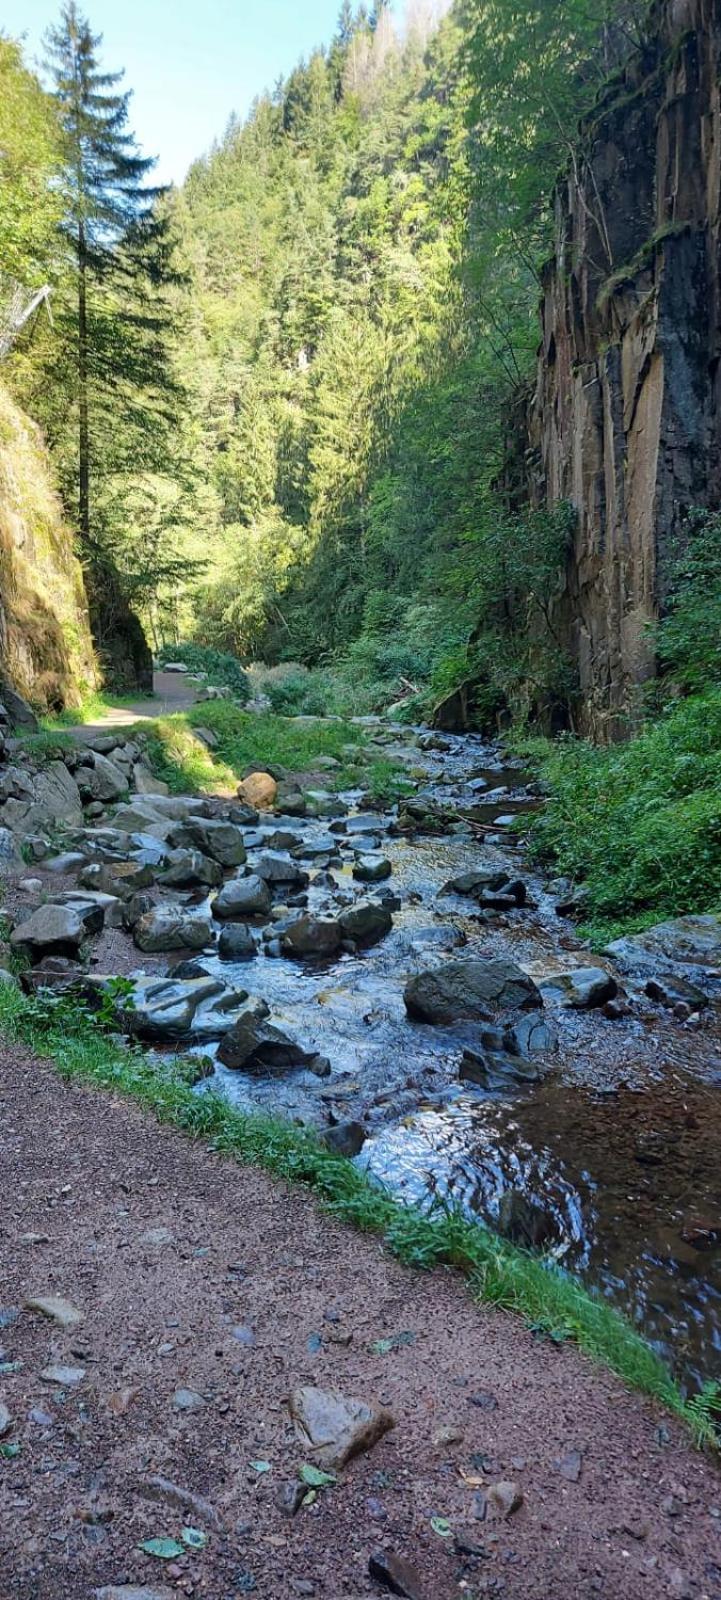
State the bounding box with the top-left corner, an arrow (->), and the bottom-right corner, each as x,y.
191,728 -> 721,1391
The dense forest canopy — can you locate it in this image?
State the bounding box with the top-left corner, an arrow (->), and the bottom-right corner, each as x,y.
1,0 -> 651,717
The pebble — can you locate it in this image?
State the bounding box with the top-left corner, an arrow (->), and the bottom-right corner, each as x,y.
172,1387 -> 206,1412
25,1293 -> 83,1330
40,1364 -> 86,1387
368,1552 -> 425,1599
0,1400 -> 12,1437
486,1481 -> 524,1519
432,1423 -> 465,1447
470,1391 -> 498,1411
555,1448 -> 583,1482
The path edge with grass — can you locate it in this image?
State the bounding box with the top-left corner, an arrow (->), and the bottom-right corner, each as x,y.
0,981 -> 713,1447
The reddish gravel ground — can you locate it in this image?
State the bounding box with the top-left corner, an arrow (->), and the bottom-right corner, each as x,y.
1,1043 -> 721,1600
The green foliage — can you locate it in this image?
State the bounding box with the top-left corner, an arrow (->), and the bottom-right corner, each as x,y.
185,701 -> 368,783
0,976 -> 709,1436
525,688 -> 721,942
0,38 -> 63,288
656,510 -> 721,691
157,643 -> 250,700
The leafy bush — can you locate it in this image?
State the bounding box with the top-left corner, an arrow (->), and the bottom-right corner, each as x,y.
525,688 -> 721,942
251,663 -> 330,717
158,643 -> 250,701
656,510 -> 721,690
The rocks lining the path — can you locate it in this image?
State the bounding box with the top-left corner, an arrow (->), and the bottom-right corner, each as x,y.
10,903 -> 85,960
132,906 -> 212,953
115,974 -> 248,1041
404,958 -> 542,1025
289,1383 -> 395,1469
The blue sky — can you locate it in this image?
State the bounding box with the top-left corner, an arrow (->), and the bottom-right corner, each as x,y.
3,0 -> 359,184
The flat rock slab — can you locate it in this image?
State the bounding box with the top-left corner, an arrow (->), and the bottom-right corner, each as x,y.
25,1294 -> 83,1329
539,966 -> 618,1009
290,1383 -> 394,1469
404,958 -> 542,1024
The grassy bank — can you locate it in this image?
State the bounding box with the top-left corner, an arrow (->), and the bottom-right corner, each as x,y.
0,979 -> 713,1441
519,687 -> 721,945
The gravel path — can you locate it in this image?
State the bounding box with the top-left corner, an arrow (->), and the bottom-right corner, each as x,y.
1,1044 -> 720,1600
67,671 -> 199,740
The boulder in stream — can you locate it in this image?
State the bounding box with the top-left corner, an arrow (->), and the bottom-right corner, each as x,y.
217,1015 -> 321,1075
169,817 -> 246,867
538,966 -> 618,1009
158,849 -> 223,889
338,899 -> 393,948
404,958 -> 542,1024
212,874 -> 271,919
353,854 -> 392,883
281,914 -> 343,959
217,922 -> 258,961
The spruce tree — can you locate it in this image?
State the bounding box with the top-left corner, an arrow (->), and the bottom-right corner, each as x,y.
44,2 -> 169,548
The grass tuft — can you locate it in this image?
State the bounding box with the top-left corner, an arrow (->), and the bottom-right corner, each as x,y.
0,981 -> 712,1445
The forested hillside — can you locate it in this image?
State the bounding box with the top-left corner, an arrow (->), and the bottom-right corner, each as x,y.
167,0 -> 647,722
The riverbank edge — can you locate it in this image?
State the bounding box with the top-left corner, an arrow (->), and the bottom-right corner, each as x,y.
0,980 -> 712,1446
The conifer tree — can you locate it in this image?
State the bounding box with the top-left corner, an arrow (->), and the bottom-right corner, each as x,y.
44,2 -> 172,548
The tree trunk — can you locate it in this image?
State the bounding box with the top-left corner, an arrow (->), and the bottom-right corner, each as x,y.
78,221 -> 90,545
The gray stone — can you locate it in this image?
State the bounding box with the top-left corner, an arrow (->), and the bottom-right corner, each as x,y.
78,751 -> 128,803
218,923 -> 257,961
281,915 -> 343,960
217,1017 -> 318,1075
158,849 -> 223,889
459,1050 -> 546,1090
169,817 -> 246,866
48,891 -> 118,934
212,875 -> 271,919
256,851 -> 309,887
79,860 -> 155,899
111,802 -> 174,840
95,1587 -> 176,1600
25,1293 -> 83,1329
172,1387 -> 205,1411
324,1122 -> 366,1158
0,1400 -> 12,1437
0,826 -> 20,862
40,1363 -> 86,1386
133,908 -> 212,953
133,763 -> 170,796
120,975 -> 226,1039
538,966 -> 618,1009
45,851 -> 87,873
11,903 -> 85,958
338,900 -> 393,947
353,855 -> 392,883
404,958 -> 542,1024
290,1384 -> 394,1470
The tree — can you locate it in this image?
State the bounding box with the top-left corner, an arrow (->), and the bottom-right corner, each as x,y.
44,2 -> 167,547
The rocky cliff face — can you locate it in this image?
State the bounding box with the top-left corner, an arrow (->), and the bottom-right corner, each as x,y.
0,382 -> 98,711
532,0 -> 720,737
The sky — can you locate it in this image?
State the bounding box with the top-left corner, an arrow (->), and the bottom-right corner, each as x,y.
3,0 -> 358,185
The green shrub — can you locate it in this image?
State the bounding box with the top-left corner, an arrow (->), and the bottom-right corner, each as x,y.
656,510 -> 721,690
525,688 -> 721,941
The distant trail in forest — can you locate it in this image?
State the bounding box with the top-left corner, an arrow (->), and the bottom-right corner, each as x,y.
66,669 -> 199,740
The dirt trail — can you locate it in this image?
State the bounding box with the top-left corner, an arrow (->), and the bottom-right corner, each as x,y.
68,670 -> 199,740
1,1044 -> 720,1600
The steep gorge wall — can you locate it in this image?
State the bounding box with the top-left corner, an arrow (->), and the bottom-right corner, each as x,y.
532,0 -> 721,737
0,382 -> 98,711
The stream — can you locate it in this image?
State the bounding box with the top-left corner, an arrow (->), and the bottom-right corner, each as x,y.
177,724 -> 721,1392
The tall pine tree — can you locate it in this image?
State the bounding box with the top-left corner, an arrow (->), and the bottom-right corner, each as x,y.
44,2 -> 174,549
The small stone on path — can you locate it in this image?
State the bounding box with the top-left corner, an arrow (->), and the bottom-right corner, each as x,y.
172,1386 -> 206,1412
40,1364 -> 86,1386
555,1447 -> 583,1482
290,1384 -> 394,1469
0,1400 -> 12,1437
368,1551 -> 426,1598
487,1480 -> 524,1518
25,1293 -> 83,1330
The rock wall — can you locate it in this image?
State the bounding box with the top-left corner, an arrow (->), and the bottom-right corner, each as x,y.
0,382 -> 98,711
531,0 -> 721,737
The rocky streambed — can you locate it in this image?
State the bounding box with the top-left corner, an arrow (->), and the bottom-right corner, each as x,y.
4,714 -> 721,1391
